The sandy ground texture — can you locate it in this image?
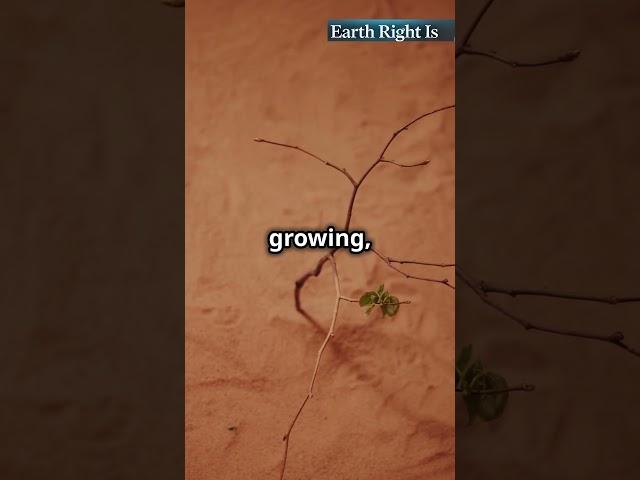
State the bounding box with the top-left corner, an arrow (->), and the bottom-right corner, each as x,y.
186,1 -> 455,479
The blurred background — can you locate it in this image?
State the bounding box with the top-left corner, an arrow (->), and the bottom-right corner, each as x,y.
457,1 -> 640,478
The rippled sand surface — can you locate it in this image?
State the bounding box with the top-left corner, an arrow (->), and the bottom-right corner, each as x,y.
186,1 -> 454,478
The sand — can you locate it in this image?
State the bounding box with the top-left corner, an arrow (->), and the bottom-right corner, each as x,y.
186,1 -> 454,478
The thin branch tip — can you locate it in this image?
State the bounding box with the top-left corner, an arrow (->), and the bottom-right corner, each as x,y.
456,383 -> 535,395
460,47 -> 581,68
481,282 -> 640,305
610,331 -> 624,342
162,0 -> 185,7
562,49 -> 581,61
255,138 -> 356,184
381,158 -> 431,168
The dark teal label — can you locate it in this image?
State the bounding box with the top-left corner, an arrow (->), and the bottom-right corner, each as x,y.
327,19 -> 455,42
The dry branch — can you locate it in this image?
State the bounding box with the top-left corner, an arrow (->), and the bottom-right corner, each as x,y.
161,0 -> 185,7
342,104 -> 455,230
456,267 -> 640,359
253,138 -> 356,186
380,158 -> 431,168
455,0 -> 580,67
388,258 -> 455,268
372,248 -> 454,290
479,283 -> 640,305
459,47 -> 580,68
280,255 -> 342,480
456,0 -> 496,57
456,383 -> 535,394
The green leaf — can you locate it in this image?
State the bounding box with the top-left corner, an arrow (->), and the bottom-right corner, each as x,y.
366,304 -> 376,315
359,291 -> 377,306
382,296 -> 400,317
380,291 -> 390,303
377,284 -> 385,295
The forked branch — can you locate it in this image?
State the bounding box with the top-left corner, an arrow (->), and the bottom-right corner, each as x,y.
456,0 -> 496,55
456,0 -> 580,67
257,104 -> 455,328
365,250 -> 640,358
254,138 -> 356,186
373,248 -> 454,289
456,267 -> 640,359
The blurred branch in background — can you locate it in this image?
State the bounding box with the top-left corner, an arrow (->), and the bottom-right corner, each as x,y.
162,0 -> 184,8
456,0 -> 580,66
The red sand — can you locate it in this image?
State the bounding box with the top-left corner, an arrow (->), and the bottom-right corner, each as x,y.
186,1 -> 454,478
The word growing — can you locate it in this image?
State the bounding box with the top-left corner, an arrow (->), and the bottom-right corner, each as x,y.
267,226 -> 372,254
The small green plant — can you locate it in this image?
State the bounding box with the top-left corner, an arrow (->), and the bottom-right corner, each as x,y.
359,284 -> 401,317
456,345 -> 510,424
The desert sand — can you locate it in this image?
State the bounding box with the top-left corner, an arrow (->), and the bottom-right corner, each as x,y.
186,1 -> 454,479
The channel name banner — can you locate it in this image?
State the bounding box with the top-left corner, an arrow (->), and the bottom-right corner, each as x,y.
327,19 -> 455,42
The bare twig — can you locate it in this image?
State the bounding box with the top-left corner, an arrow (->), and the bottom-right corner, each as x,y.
480,283 -> 640,305
388,258 -> 455,268
456,267 -> 640,359
280,255 -> 342,480
359,254 -> 640,351
460,47 -> 581,68
343,104 -> 455,230
380,158 -> 431,168
293,253 -> 333,331
456,383 -> 535,394
455,0 -> 579,68
162,0 -> 185,7
379,260 -> 639,305
377,257 -> 640,356
456,0 -> 496,57
372,248 -> 454,289
254,138 -> 356,186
